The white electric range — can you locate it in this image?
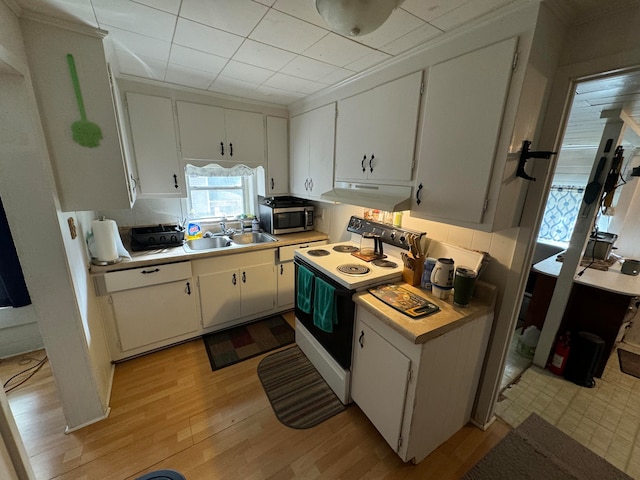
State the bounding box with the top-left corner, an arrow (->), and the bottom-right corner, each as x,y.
293,216 -> 425,404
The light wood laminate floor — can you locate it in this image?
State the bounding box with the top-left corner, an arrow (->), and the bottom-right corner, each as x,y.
1,312 -> 509,480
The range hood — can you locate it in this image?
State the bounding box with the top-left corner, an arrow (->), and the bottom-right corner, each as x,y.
320,182 -> 412,212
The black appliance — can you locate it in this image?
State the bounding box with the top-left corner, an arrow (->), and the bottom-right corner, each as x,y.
563,331 -> 605,387
129,225 -> 185,251
258,196 -> 314,234
294,256 -> 355,370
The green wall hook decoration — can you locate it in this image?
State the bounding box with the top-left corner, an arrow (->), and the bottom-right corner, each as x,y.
66,53 -> 103,148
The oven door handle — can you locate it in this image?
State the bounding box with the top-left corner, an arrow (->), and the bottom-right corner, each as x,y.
358,330 -> 364,348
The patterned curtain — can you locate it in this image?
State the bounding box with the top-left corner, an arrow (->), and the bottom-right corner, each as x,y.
538,185 -> 585,243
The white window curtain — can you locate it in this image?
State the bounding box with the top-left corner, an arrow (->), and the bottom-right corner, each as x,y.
184,163 -> 258,177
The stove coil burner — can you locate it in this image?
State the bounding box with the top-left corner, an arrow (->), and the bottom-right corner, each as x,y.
333,245 -> 359,253
371,259 -> 398,268
337,264 -> 371,276
307,249 -> 330,257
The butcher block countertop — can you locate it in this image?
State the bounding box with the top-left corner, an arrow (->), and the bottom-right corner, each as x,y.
90,230 -> 328,274
354,281 -> 497,344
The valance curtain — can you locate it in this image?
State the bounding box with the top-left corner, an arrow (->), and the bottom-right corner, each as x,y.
0,196 -> 31,308
184,163 -> 256,178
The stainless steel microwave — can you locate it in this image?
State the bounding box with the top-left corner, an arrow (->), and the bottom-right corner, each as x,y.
258,196 -> 314,234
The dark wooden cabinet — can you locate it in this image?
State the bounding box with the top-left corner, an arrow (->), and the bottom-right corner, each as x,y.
524,273 -> 633,377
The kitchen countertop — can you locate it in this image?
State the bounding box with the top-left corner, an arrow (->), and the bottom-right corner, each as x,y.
354,281 -> 497,344
89,230 -> 328,274
533,254 -> 640,296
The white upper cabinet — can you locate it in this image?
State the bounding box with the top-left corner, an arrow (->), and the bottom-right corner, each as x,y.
289,103 -> 336,200
176,101 -> 265,166
21,18 -> 135,211
260,116 -> 289,197
125,92 -> 184,197
412,37 -> 520,231
335,71 -> 422,184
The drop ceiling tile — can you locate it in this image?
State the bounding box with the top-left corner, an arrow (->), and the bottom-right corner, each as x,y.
165,63 -> 215,89
280,55 -> 339,82
380,23 -> 443,55
400,0 -> 468,22
92,0 -> 176,41
180,0 -> 268,37
116,50 -> 167,80
352,8 -> 425,49
255,85 -> 306,104
318,67 -> 356,85
232,39 -> 297,71
210,76 -> 260,97
249,9 -> 328,54
303,32 -> 378,67
344,50 -> 392,72
168,45 -> 228,74
132,0 -> 181,15
272,0 -> 327,28
264,73 -> 326,94
173,18 -> 244,58
105,26 -> 171,61
430,0 -> 512,31
220,60 -> 275,84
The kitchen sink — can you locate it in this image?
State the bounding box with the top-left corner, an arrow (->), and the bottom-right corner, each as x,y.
231,232 -> 277,245
184,236 -> 232,252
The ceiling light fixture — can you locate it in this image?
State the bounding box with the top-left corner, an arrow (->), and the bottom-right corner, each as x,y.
315,0 -> 404,37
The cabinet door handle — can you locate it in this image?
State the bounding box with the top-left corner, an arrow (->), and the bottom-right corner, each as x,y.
271,178 -> 275,190
304,179 -> 309,191
141,268 -> 160,274
280,264 -> 284,275
232,273 -> 236,285
229,143 -> 233,157
369,154 -> 374,173
416,183 -> 423,205
358,330 -> 365,348
362,154 -> 367,173
173,174 -> 179,189
185,281 -> 191,295
242,271 -> 246,283
309,178 -> 313,191
220,142 -> 224,156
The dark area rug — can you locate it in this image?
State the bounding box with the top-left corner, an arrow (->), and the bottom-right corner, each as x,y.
462,413 -> 631,479
618,348 -> 640,379
202,315 -> 294,371
257,346 -> 346,429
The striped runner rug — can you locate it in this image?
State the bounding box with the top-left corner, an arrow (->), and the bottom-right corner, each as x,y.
257,346 -> 346,429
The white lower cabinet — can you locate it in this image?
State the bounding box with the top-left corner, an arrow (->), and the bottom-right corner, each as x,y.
352,306 -> 493,463
99,262 -> 198,359
351,320 -> 411,450
194,250 -> 276,329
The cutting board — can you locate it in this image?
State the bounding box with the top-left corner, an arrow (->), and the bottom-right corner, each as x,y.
368,284 -> 440,318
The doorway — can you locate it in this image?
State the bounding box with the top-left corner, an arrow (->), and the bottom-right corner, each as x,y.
500,70 -> 640,392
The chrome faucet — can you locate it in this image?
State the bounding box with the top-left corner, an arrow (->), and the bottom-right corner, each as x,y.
219,222 -> 235,236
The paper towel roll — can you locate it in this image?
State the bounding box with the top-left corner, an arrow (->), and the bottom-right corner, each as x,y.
92,218 -> 119,263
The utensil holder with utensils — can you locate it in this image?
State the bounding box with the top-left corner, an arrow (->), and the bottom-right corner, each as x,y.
402,252 -> 425,287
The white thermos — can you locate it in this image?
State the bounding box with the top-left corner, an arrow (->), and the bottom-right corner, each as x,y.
92,217 -> 119,263
430,257 -> 455,288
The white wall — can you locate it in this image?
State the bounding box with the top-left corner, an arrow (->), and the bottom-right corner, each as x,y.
0,0 -> 110,431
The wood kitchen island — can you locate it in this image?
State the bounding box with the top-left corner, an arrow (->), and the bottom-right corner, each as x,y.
524,254 -> 640,377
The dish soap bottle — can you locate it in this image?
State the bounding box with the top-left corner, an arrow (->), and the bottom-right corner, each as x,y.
186,212 -> 202,240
